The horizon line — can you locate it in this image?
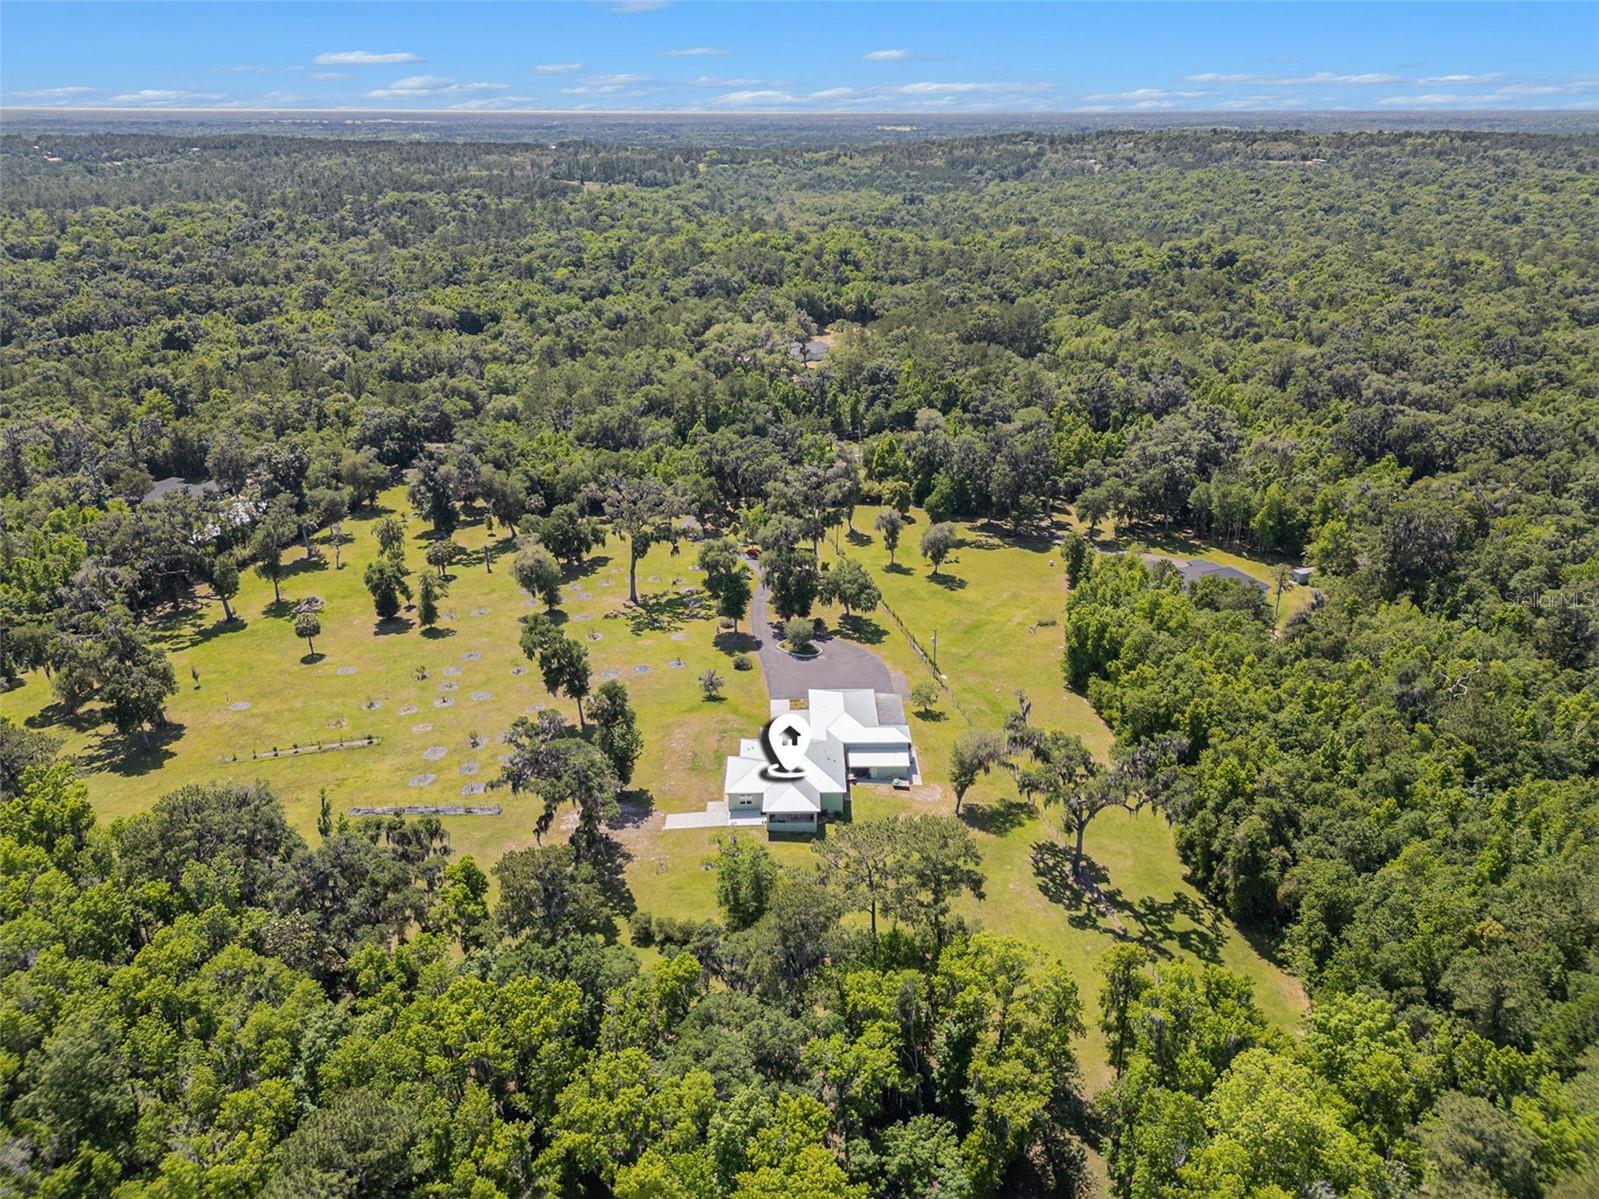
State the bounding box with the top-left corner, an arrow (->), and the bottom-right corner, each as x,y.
7,105 -> 1596,117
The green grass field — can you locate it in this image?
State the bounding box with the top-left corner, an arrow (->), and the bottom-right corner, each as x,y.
4,488 -> 771,870
7,492 -> 1305,1087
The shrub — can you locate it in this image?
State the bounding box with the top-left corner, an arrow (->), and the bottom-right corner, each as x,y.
911,681 -> 943,714
732,654 -> 753,671
783,617 -> 816,652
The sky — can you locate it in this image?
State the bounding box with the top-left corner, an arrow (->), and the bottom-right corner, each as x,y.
3,1 -> 1597,114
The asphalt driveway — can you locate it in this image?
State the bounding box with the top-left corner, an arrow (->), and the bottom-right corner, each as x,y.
746,560 -> 905,701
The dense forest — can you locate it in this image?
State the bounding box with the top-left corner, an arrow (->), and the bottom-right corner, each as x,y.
2,127 -> 1597,1196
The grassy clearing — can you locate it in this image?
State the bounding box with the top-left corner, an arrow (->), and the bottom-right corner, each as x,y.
9,492 -> 1305,1085
5,486 -> 769,870
810,507 -> 1306,1081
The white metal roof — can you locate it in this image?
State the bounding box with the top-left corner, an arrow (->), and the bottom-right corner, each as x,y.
764,784 -> 821,814
850,750 -> 912,768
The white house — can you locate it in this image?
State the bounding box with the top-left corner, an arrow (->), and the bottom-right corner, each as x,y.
716,688 -> 917,835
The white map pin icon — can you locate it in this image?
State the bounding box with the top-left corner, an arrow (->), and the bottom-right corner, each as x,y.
764,712 -> 811,777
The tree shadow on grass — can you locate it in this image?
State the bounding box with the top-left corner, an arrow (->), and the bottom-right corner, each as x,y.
1033,843 -> 1136,936
375,617 -> 415,636
283,555 -> 329,580
262,599 -> 296,620
845,529 -> 873,547
969,519 -> 1061,553
156,615 -> 248,655
421,626 -> 456,640
623,591 -> 703,635
959,799 -> 1031,836
714,631 -> 759,655
1116,891 -> 1224,965
883,562 -> 914,576
1030,841 -> 1225,962
1033,841 -> 1095,909
24,701 -> 102,734
300,651 -> 326,665
929,572 -> 968,591
77,722 -> 185,777
910,706 -> 946,723
613,788 -> 656,829
564,554 -> 612,582
831,614 -> 888,645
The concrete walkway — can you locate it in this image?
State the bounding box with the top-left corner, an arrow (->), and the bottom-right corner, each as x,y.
746,559 -> 904,701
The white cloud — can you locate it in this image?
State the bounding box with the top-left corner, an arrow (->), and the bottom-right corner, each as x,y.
561,75 -> 655,96
899,81 -> 1051,95
310,72 -> 354,81
1216,95 -> 1310,110
1080,87 -> 1209,102
450,95 -> 537,110
711,89 -> 801,106
1417,73 -> 1503,85
365,75 -> 509,99
1377,93 -> 1469,106
610,0 -> 667,11
659,47 -> 729,57
864,49 -> 908,62
810,87 -> 856,100
315,50 -> 424,66
1493,78 -> 1599,96
534,63 -> 584,74
685,75 -> 761,87
1187,71 -> 1403,86
13,86 -> 95,98
261,92 -> 302,105
109,89 -> 226,104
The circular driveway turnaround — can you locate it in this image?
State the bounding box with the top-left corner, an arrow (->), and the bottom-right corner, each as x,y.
747,560 -> 905,701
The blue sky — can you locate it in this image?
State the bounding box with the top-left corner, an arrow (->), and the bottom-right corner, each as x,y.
4,2 -> 1597,113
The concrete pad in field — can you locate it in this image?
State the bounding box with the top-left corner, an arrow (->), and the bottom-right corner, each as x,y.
409,773 -> 436,787
663,809 -> 731,830
336,666 -> 356,676
422,746 -> 447,761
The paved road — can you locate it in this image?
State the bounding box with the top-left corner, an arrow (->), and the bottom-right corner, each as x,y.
747,560 -> 903,701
